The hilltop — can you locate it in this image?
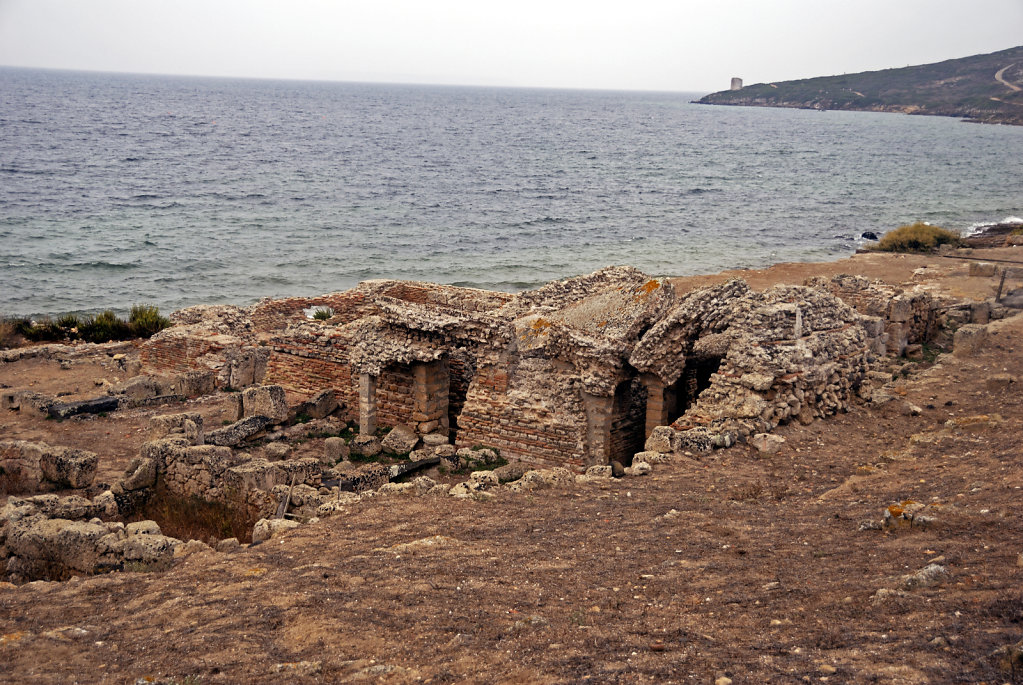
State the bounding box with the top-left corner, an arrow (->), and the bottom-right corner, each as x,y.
698,45 -> 1023,125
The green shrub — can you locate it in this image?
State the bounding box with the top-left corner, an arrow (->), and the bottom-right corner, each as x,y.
79,310 -> 131,343
312,307 -> 333,321
128,304 -> 170,338
870,222 -> 961,253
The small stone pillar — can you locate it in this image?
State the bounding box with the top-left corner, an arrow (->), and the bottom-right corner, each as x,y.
583,392 -> 614,466
412,360 -> 450,435
641,374 -> 670,437
358,373 -> 377,436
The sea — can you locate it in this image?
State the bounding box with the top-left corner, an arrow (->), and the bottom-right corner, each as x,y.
2,67 -> 1022,318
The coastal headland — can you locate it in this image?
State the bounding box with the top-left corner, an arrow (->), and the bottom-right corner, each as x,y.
699,45 -> 1023,126
2,238 -> 1023,683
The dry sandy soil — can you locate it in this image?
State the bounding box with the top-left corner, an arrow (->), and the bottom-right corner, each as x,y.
1,249 -> 1022,684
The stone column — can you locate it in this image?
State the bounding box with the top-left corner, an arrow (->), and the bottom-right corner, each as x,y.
641,374 -> 670,437
358,373 -> 377,436
582,392 -> 614,466
412,359 -> 450,435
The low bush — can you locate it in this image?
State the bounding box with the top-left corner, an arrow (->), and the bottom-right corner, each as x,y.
79,310 -> 132,343
312,307 -> 333,321
128,304 -> 171,338
869,222 -> 961,252
6,304 -> 171,346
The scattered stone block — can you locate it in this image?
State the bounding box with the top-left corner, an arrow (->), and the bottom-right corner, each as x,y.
899,563 -> 948,590
381,424 -> 419,454
749,433 -> 785,455
985,373 -> 1017,392
324,437 -> 350,464
351,434 -> 381,457
206,415 -> 272,447
264,442 -> 292,461
968,261 -> 997,277
252,517 -> 301,543
39,448 -> 98,489
492,461 -> 528,483
241,385 -> 289,424
47,396 -> 119,420
421,433 -> 449,448
644,426 -> 675,454
119,456 -> 157,491
953,324 -> 988,357
674,428 -> 714,454
165,370 -> 216,398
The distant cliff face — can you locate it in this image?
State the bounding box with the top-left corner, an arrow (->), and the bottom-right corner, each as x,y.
698,45 -> 1023,125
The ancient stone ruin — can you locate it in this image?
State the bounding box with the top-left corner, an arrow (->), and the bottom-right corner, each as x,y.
138,266 -> 953,469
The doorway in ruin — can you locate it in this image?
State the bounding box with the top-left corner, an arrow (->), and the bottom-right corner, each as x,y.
666,355 -> 723,424
609,375 -> 648,465
447,349 -> 475,435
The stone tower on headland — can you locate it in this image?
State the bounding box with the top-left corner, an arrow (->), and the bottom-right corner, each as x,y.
731,77 -> 743,90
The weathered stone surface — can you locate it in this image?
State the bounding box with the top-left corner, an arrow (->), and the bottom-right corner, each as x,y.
351,435 -> 381,457
953,324 -> 988,357
674,428 -> 714,454
252,517 -> 301,543
47,396 -> 119,420
324,437 -> 350,464
644,426 -> 675,454
241,385 -> 289,424
39,448 -> 98,489
968,261 -> 997,277
264,442 -> 292,461
421,433 -> 450,448
381,424 -> 419,454
149,412 -> 204,445
584,465 -> 612,478
492,461 -> 528,483
126,520 -> 162,536
985,373 -> 1017,392
749,433 -> 785,454
119,456 -> 157,491
206,416 -> 272,447
900,563 -> 948,590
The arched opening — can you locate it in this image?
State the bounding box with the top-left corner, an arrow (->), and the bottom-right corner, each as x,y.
667,355 -> 723,424
609,375 -> 648,465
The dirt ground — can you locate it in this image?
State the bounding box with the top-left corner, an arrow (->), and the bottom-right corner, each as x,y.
1,249 -> 1022,684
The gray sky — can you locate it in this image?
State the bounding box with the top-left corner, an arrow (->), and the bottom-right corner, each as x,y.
0,0 -> 1020,92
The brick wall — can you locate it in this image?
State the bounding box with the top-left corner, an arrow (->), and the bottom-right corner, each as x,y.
456,365 -> 588,469
140,334 -> 225,374
376,363 -> 415,428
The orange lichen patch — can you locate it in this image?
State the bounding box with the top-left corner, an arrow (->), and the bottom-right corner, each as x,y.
633,279 -> 662,302
243,567 -> 268,578
520,317 -> 554,341
597,320 -> 608,328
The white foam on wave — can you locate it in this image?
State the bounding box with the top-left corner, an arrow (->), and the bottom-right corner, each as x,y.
964,216 -> 1023,236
